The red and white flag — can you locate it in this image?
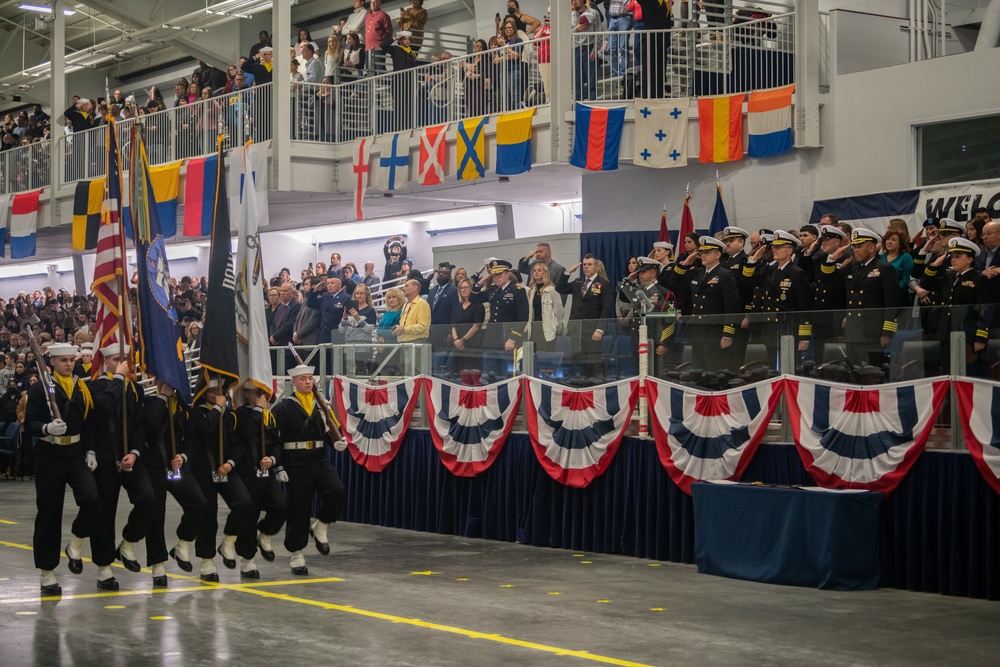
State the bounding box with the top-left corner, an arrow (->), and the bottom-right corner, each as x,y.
352,137 -> 371,221
10,189 -> 41,259
418,124 -> 447,186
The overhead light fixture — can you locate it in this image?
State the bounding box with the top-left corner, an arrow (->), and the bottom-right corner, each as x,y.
205,8 -> 253,19
161,24 -> 206,32
17,4 -> 76,15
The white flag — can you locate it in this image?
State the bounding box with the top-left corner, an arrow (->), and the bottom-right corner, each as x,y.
0,194 -> 10,258
234,142 -> 273,398
634,98 -> 689,169
374,131 -> 411,192
228,139 -> 270,230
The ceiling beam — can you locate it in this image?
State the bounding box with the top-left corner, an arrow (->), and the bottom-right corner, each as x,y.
70,0 -> 236,68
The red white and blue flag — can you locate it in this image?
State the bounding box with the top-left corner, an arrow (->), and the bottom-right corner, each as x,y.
424,376 -> 522,477
785,376 -> 949,493
334,376 -> 421,472
954,378 -> 1000,495
569,103 -> 626,171
524,377 -> 638,488
647,377 -> 782,494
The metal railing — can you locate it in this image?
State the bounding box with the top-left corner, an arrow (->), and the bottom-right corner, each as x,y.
59,84 -> 273,185
572,13 -> 794,103
0,141 -> 51,195
292,37 -> 549,144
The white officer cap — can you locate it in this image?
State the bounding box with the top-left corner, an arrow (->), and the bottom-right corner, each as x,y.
820,225 -> 847,240
771,230 -> 801,247
851,228 -> 882,246
947,237 -> 981,258
698,236 -> 726,252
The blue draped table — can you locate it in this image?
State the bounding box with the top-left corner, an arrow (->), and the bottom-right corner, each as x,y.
691,482 -> 882,590
329,432 -> 1000,600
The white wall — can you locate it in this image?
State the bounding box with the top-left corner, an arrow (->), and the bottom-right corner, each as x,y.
434,232 -> 580,278
813,46 -> 1000,199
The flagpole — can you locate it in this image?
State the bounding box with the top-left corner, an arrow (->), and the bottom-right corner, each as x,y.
109,115 -> 132,465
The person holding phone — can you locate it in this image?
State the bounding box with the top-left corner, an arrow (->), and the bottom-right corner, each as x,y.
338,284 -> 378,375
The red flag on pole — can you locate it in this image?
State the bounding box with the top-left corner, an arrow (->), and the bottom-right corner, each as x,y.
657,205 -> 669,243
679,194 -> 695,242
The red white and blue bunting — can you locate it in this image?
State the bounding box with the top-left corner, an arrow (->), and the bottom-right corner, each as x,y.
524,377 -> 639,488
784,376 -> 949,493
954,378 -> 1000,496
424,376 -> 522,477
646,377 -> 783,494
333,376 -> 422,472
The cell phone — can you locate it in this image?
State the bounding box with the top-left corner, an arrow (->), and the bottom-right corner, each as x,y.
348,300 -> 359,312
495,12 -> 500,20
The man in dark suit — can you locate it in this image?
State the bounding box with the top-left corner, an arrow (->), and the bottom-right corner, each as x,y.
843,228 -> 900,369
681,237 -> 740,372
556,254 -> 614,380
427,262 -> 458,371
269,283 -> 301,372
293,277 -> 322,346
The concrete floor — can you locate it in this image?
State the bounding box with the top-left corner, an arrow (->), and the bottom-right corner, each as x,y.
1,482 -> 999,667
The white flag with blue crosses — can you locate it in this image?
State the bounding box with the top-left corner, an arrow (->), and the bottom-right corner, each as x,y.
633,98 -> 689,169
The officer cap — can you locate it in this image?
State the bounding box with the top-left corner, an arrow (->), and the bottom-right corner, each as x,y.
636,257 -> 661,271
488,259 -> 513,275
937,218 -> 965,236
288,365 -> 315,377
723,226 -> 749,240
851,228 -> 882,246
771,230 -> 801,247
698,236 -> 726,252
820,225 -> 846,240
947,237 -> 981,257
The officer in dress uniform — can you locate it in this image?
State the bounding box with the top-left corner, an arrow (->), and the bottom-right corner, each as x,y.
650,241 -> 674,289
843,228 -> 900,369
271,365 -> 347,576
914,217 -> 966,339
470,259 -> 528,379
233,384 -> 288,579
622,257 -> 673,374
555,254 -> 615,380
683,237 -> 740,372
87,343 -> 156,590
920,237 -> 990,375
184,380 -> 252,582
142,380 -> 206,586
747,230 -> 814,368
25,342 -> 101,597
721,226 -> 754,366
810,225 -> 850,363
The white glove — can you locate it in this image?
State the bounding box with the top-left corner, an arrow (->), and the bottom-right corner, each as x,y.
334,439 -> 348,452
85,451 -> 98,472
275,470 -> 289,483
44,419 -> 68,436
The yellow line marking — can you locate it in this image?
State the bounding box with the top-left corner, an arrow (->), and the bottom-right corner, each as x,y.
580,561 -> 593,564
650,608 -> 664,612
409,571 -> 440,576
149,615 -> 173,621
597,600 -> 610,604
455,578 -> 469,582
647,564 -> 661,567
548,592 -> 561,595
0,519 -> 18,525
105,605 -> 126,609
15,611 -> 36,615
235,578 -> 344,588
573,554 -> 585,557
0,538 -> 654,667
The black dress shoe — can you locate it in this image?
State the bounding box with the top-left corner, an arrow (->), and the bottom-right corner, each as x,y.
97,577 -> 119,591
291,566 -> 309,576
40,583 -> 62,597
200,572 -> 220,583
152,576 -> 168,588
116,545 -> 141,573
240,569 -> 260,580
217,545 -> 236,570
169,548 -> 193,573
257,536 -> 275,562
310,529 -> 330,556
65,544 -> 83,575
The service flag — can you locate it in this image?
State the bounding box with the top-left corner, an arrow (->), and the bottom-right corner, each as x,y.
679,193 -> 695,240
698,93 -> 744,163
123,161 -> 181,239
495,108 -> 533,175
708,184 -> 729,237
130,128 -> 191,402
456,116 -> 487,180
193,138 -> 240,400
352,137 -> 371,221
182,154 -> 219,237
418,124 -> 447,185
374,131 -> 410,191
10,189 -> 41,259
570,103 -> 626,171
634,98 -> 688,168
228,139 -> 270,230
234,141 -> 272,397
72,178 -> 104,250
747,85 -> 794,158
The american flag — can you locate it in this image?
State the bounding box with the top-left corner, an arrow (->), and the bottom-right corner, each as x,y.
90,119 -> 131,376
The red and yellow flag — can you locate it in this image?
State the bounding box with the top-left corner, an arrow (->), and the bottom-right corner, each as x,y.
698,94 -> 745,163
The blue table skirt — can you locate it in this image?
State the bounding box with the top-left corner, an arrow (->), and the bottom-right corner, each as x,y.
691,483 -> 882,590
329,432 -> 1000,600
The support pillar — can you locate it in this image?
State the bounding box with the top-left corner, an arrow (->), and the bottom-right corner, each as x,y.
272,0 -> 292,191
549,3 -> 573,162
50,0 -> 67,225
794,0 -> 821,148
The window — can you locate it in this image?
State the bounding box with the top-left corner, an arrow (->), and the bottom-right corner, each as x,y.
917,115 -> 1000,187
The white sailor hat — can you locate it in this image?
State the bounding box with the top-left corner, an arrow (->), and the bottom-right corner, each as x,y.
770,230 -> 801,247
820,225 -> 847,240
99,342 -> 131,357
80,342 -> 94,353
288,364 -> 315,378
48,343 -> 78,357
851,228 -> 882,246
259,46 -> 273,54
698,236 -> 726,252
652,241 -> 673,251
396,30 -> 412,39
947,237 -> 981,257
636,256 -> 662,271
77,98 -> 91,105
938,218 -> 965,236
722,226 -> 749,240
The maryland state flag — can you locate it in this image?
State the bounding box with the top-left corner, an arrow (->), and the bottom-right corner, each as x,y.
130,126 -> 192,403
72,178 -> 104,251
193,137 -> 240,401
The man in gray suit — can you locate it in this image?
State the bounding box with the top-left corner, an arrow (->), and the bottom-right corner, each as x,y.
293,276 -> 322,346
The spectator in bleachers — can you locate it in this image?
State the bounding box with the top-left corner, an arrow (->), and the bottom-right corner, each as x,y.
249,30 -> 272,61
328,254 -> 343,277
198,61 -> 228,92
243,46 -> 274,85
607,0 -> 633,79
340,283 -> 378,374
343,32 -> 364,78
341,263 -> 360,297
361,262 -> 379,289
397,0 -> 428,52
387,29 -> 419,131
501,0 -> 541,36
384,237 -> 407,281
325,33 -> 344,79
302,42 -> 323,83
571,0 -> 600,102
462,39 -> 490,118
294,28 -> 314,59
375,288 -> 404,345
451,278 -> 485,379
365,0 -> 393,70
64,98 -> 96,133
533,12 -> 551,104
345,0 -> 368,44
224,65 -> 240,93
266,286 -> 280,329
495,17 -> 525,111
525,262 -> 564,353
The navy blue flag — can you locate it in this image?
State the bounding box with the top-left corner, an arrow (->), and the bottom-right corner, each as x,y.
130,127 -> 192,403
708,184 -> 729,237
